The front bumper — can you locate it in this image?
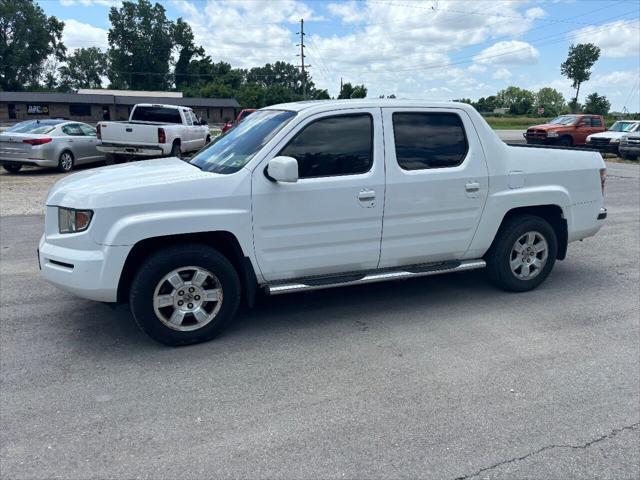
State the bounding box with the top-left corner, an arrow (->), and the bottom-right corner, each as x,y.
38,235 -> 130,302
598,207 -> 607,220
619,145 -> 640,155
587,143 -> 619,153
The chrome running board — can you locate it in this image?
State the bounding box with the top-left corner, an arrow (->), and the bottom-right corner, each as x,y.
267,259 -> 486,295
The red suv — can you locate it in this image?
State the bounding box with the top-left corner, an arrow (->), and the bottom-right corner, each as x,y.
524,114 -> 605,147
221,109 -> 257,134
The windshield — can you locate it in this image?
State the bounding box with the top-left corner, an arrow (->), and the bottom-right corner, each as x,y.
5,120 -> 62,133
190,110 -> 296,174
549,116 -> 577,126
609,121 -> 639,132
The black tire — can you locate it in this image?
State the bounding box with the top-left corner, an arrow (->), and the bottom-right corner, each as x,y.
129,244 -> 241,346
485,215 -> 557,292
2,163 -> 22,173
558,136 -> 572,147
57,150 -> 74,173
170,142 -> 181,159
206,135 -> 211,143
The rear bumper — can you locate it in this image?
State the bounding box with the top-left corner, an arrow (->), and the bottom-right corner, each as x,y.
97,143 -> 168,157
0,157 -> 57,167
38,235 -> 130,303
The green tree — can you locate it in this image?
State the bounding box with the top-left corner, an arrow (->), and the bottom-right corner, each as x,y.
246,62 -> 310,96
535,87 -> 565,117
173,18 -> 204,90
496,86 -> 535,115
583,92 -> 610,115
560,43 -> 601,111
339,82 -> 367,99
0,0 -> 65,90
475,96 -> 498,112
313,89 -> 330,100
107,0 -> 174,90
58,47 -> 108,90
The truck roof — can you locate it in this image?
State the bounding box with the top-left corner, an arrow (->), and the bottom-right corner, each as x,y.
133,103 -> 191,110
263,99 -> 479,114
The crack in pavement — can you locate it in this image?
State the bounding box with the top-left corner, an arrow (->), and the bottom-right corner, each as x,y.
453,422 -> 640,480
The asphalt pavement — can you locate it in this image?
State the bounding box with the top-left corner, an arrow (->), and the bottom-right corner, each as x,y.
1,162 -> 638,479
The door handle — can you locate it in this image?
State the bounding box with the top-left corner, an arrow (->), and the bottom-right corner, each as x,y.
465,182 -> 480,192
358,190 -> 376,201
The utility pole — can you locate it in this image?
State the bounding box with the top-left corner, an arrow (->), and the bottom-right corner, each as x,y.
296,18 -> 309,99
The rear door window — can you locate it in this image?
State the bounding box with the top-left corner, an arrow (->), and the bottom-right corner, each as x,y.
392,112 -> 468,170
279,114 -> 373,179
61,124 -> 85,136
591,117 -> 603,127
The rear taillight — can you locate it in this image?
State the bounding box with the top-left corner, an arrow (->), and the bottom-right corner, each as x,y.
22,137 -> 52,146
96,124 -> 101,140
158,127 -> 166,144
600,168 -> 606,195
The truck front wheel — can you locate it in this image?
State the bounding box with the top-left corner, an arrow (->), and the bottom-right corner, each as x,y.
485,215 -> 557,292
129,244 -> 241,346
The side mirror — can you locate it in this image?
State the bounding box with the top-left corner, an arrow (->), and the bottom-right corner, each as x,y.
267,156 -> 298,183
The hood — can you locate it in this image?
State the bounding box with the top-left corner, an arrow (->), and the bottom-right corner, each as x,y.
46,157 -> 218,208
527,123 -> 573,131
587,131 -> 629,140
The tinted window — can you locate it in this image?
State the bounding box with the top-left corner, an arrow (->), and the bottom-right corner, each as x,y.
279,114 -> 373,178
392,112 -> 468,170
190,110 -> 296,174
69,104 -> 92,116
131,106 -> 182,123
61,124 -> 85,136
591,117 -> 602,127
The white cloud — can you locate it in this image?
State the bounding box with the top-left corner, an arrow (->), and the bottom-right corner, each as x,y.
573,20 -> 640,58
474,40 -> 540,65
60,0 -> 120,6
525,7 -> 547,20
468,64 -> 487,74
62,19 -> 109,50
327,1 -> 361,23
492,67 -> 512,80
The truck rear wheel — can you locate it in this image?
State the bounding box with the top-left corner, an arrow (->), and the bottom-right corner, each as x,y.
129,244 -> 241,346
485,215 -> 557,292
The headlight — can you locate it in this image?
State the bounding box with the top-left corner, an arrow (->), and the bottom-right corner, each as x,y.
586,136 -> 592,143
547,131 -> 559,138
610,138 -> 620,144
58,207 -> 93,234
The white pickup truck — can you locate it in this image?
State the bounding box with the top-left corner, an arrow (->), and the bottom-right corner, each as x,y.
96,103 -> 210,161
39,100 -> 607,346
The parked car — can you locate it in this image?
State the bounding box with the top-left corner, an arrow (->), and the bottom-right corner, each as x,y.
39,100 -> 607,346
524,114 -> 605,146
0,119 -> 105,174
586,120 -> 640,154
619,132 -> 640,160
221,109 -> 256,134
96,104 -> 210,162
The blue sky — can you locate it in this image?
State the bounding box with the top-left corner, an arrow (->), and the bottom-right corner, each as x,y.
39,0 -> 640,111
